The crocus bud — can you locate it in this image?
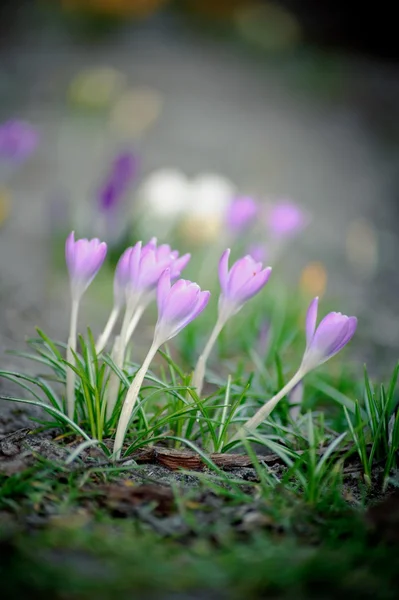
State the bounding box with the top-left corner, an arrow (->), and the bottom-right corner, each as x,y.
300,297 -> 357,373
127,238 -> 190,302
226,196 -> 258,232
218,248 -> 272,319
65,231 -> 107,301
154,270 -> 210,346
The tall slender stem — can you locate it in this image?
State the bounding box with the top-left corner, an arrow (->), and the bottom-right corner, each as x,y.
66,299 -> 79,419
96,306 -> 120,354
234,369 -> 304,441
113,342 -> 159,459
192,316 -> 226,397
126,303 -> 146,344
106,300 -> 144,421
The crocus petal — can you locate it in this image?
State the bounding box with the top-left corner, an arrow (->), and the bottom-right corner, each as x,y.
161,282 -> 200,323
170,253 -> 191,279
233,266 -> 272,304
218,249 -> 230,295
227,256 -> 261,297
128,241 -> 142,285
157,269 -> 172,316
65,232 -> 107,300
178,290 -> 211,332
114,247 -> 133,305
305,297 -> 318,349
65,231 -> 76,273
323,316 -> 357,359
155,274 -> 210,345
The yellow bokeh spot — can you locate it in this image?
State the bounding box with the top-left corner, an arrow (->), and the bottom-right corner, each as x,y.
346,218 -> 378,278
69,67 -> 126,109
299,262 -> 327,297
109,87 -> 163,138
179,216 -> 222,245
0,187 -> 11,225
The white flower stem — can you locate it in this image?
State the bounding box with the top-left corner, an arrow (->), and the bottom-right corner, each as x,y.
113,342 -> 159,459
192,315 -> 226,397
233,368 -> 304,441
126,303 -> 146,344
66,299 -> 79,420
106,302 -> 141,422
120,303 -> 135,348
95,306 -> 120,354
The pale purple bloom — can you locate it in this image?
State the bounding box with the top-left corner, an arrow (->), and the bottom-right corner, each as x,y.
267,201 -> 307,238
301,297 -> 357,372
226,196 -> 258,232
127,238 -> 190,301
98,151 -> 138,212
218,248 -> 272,317
0,120 -> 39,163
65,231 -> 107,300
154,270 -> 210,345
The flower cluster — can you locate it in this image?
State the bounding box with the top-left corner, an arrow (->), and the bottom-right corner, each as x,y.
62,229 -> 357,458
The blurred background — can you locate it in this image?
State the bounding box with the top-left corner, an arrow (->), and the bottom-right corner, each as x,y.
0,0 -> 398,370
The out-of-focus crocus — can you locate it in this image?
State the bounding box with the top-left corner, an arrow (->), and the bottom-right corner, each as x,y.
97,151 -> 137,213
0,120 -> 39,164
237,297 -> 357,438
65,231 -> 107,419
226,196 -> 258,232
267,201 -> 307,238
113,270 -> 210,459
256,319 -> 271,357
192,248 -> 272,396
247,243 -> 267,264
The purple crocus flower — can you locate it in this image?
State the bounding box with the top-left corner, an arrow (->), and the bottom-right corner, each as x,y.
267,201 -> 307,238
238,297 -> 358,438
218,248 -> 272,318
65,231 -> 107,301
300,297 -> 357,373
226,196 -> 258,232
192,248 -> 272,396
113,269 -> 210,458
0,120 -> 39,164
127,238 -> 191,301
65,231 -> 107,419
105,238 -> 190,356
155,270 -> 210,345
